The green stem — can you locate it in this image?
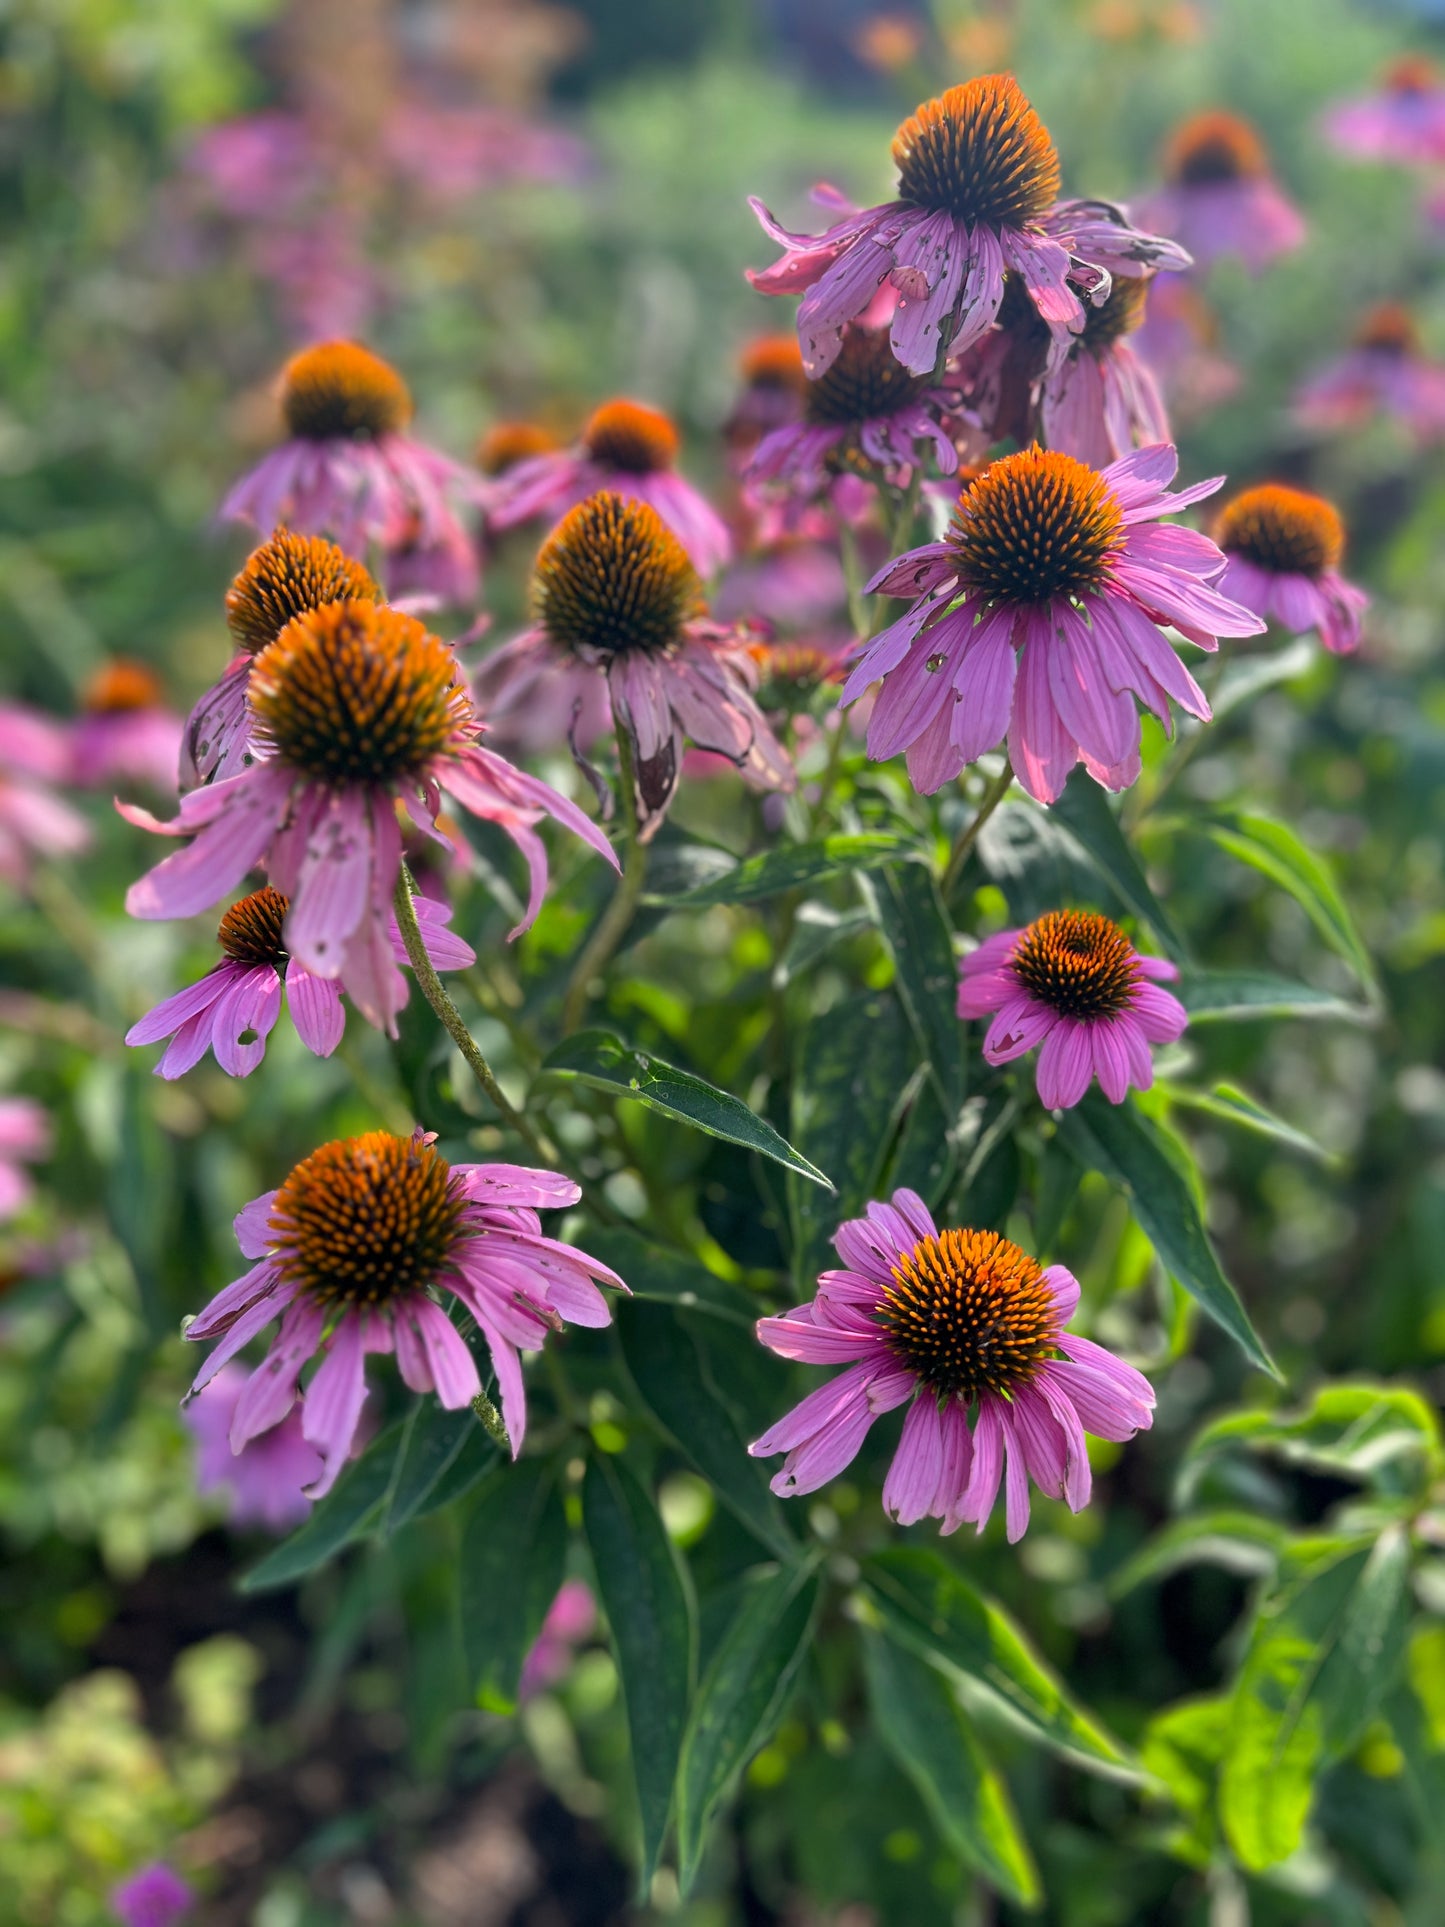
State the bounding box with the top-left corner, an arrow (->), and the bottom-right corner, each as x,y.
392,865 -> 556,1165
942,759 -> 1014,897
561,724 -> 648,1034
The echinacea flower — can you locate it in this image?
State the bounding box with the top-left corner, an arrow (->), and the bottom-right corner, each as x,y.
474,493 -> 793,839
750,1187 -> 1154,1541
185,1129 -> 625,1494
958,910 -> 1186,1108
124,599 -> 616,1032
748,73 -> 1186,380
1294,303 -> 1445,443
125,883 -> 475,1076
181,1361 -> 322,1533
1324,55 -> 1445,167
1131,274 -> 1241,418
484,398 -> 732,576
1133,111 -> 1305,273
0,1097 -> 49,1221
1038,276 -> 1171,467
184,527 -> 383,790
478,420 -> 564,479
0,702 -> 90,886
69,660 -> 183,794
724,334 -> 811,461
745,320 -> 970,507
110,1863 -> 195,1927
219,340 -> 480,602
1214,485 -> 1368,657
843,443 -> 1264,803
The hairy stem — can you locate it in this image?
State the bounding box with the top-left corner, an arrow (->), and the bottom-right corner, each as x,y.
561,724 -> 648,1034
942,759 -> 1014,896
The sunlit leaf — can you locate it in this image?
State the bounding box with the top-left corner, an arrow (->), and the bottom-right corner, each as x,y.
1162,1081 -> 1336,1164
1050,771 -> 1187,959
658,833 -> 915,907
1177,968 -> 1370,1025
1201,812 -> 1377,996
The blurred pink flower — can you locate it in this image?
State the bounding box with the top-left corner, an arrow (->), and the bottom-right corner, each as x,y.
1133,111 -> 1304,273
1131,274 -> 1241,418
0,703 -> 90,886
958,910 -> 1187,1109
186,1131 -> 625,1495
519,1579 -> 597,1699
0,1097 -> 49,1223
110,1862 -> 194,1927
843,444 -> 1263,804
1324,55 -> 1445,166
123,601 -> 615,1035
1294,303 -> 1445,442
70,660 -> 182,795
750,1188 -> 1154,1541
182,1362 -> 322,1534
1214,485 -> 1368,657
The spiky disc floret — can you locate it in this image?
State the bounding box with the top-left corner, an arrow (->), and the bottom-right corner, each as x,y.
803,326 -> 930,426
532,492 -> 704,659
217,886 -> 291,967
1010,911 -> 1141,1019
249,600 -> 470,785
582,400 -> 680,474
267,1131 -> 467,1307
1216,485 -> 1344,578
280,341 -> 413,441
892,74 -> 1061,226
878,1227 -> 1060,1401
226,530 -> 382,656
949,447 -> 1123,605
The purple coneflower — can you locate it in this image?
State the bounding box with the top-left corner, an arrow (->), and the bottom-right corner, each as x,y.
125,882 -> 474,1075
474,493 -> 793,840
1324,55 -> 1445,166
750,1188 -> 1154,1541
748,73 -> 1186,379
842,443 -> 1264,803
123,599 -> 616,1032
186,1130 -> 625,1494
109,1863 -> 195,1927
70,660 -> 182,795
1133,111 -> 1304,273
0,703 -> 90,886
182,1361 -> 322,1533
0,1097 -> 49,1222
958,910 -> 1186,1109
184,528 -> 383,790
484,398 -> 732,577
724,335 -> 811,464
1295,303 -> 1445,443
1131,274 -> 1241,419
220,341 -> 480,602
1214,485 -> 1368,657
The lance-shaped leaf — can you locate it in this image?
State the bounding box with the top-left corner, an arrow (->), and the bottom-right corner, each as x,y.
240,1421 -> 404,1594
1109,1512 -> 1288,1597
872,862 -> 966,1107
656,832 -> 914,907
385,1400 -> 480,1534
1221,1528 -> 1412,1870
539,1030 -> 831,1187
1180,1382 -> 1443,1503
1178,968 -> 1370,1025
1050,770 -> 1186,959
1201,812 -> 1377,996
860,1547 -> 1132,1772
1161,1082 -> 1336,1165
1056,1093 -> 1276,1378
583,1457 -> 694,1885
458,1463 -> 567,1713
862,1629 -> 1041,1909
676,1562 -> 820,1892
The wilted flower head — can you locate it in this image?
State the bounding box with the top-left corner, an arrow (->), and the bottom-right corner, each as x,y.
1214,485 -> 1368,656
483,398 -> 732,576
124,599 -> 616,1032
220,341 -> 480,603
69,660 -> 183,795
1134,110 -> 1304,272
125,882 -> 474,1077
475,493 -> 794,840
0,702 -> 90,886
842,443 -> 1264,802
185,1130 -> 625,1493
751,1188 -> 1154,1541
1294,303 -> 1445,443
1324,55 -> 1445,167
748,72 -> 1187,379
182,1361 -> 323,1533
958,910 -> 1187,1109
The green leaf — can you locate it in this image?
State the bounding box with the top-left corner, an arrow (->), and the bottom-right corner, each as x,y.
860,1547 -> 1131,1773
457,1463 -> 568,1713
617,1299 -> 794,1558
1049,770 -> 1187,960
585,1226 -> 756,1328
1056,1093 -> 1276,1377
1221,1528 -> 1412,1870
538,1030 -> 831,1187
385,1401 -> 478,1534
407,1419 -> 500,1522
1210,636 -> 1317,722
239,1422 -> 404,1593
862,1630 -> 1041,1909
1177,968 -> 1370,1025
873,862 -> 966,1107
776,905 -> 874,983
583,1457 -> 694,1885
1181,1382 -> 1444,1502
1109,1512 -> 1288,1597
676,1562 -> 820,1892
1162,1081 -> 1336,1164
1201,812 -> 1377,996
656,833 -> 914,907
1140,1694 -> 1232,1866
788,989 -> 917,1280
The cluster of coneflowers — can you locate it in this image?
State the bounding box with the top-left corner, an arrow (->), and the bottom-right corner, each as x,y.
20,69 -> 1386,1543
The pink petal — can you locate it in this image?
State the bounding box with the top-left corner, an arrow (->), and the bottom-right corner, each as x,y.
882,1394 -> 945,1524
